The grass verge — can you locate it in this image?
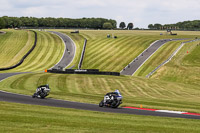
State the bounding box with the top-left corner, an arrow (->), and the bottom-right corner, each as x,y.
0,73 -> 200,113
1,101 -> 200,133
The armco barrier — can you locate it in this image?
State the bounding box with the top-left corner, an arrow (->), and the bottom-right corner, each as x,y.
78,39 -> 87,69
0,30 -> 37,71
47,69 -> 120,76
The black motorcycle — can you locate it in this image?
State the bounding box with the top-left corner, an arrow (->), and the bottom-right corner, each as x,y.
32,84 -> 50,99
99,90 -> 122,108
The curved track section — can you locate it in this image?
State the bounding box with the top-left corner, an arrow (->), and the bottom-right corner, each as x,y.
0,37 -> 199,119
0,91 -> 200,119
49,31 -> 76,69
121,39 -> 187,75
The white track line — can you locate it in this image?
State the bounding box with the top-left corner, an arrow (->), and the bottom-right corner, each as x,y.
155,110 -> 187,114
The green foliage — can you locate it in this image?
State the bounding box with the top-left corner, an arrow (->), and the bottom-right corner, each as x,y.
103,22 -> 113,29
0,18 -> 5,29
149,20 -> 200,30
148,24 -> 154,29
0,16 -> 117,29
127,23 -> 134,30
119,22 -> 126,29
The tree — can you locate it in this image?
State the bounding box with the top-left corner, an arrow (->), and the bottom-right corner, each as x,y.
103,22 -> 113,29
119,22 -> 126,29
0,16 -> 117,29
154,23 -> 162,30
0,18 -> 5,29
148,24 -> 154,29
127,23 -> 134,30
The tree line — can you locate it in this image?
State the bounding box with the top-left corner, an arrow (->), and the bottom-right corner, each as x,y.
0,16 -> 117,29
148,20 -> 200,30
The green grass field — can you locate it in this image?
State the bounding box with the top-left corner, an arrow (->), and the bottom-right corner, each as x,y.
1,101 -> 200,133
152,40 -> 200,86
58,30 -> 199,72
0,30 -> 65,72
1,29 -> 200,132
134,40 -> 187,76
0,30 -> 34,68
0,72 -> 200,113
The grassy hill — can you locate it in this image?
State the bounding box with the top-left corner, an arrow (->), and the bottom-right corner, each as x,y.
54,30 -> 199,72
1,30 -> 200,113
0,30 -> 34,68
134,40 -> 187,76
0,30 -> 64,72
1,30 -> 200,132
152,40 -> 200,86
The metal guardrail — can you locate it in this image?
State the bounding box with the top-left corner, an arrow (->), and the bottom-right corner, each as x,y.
146,39 -> 200,78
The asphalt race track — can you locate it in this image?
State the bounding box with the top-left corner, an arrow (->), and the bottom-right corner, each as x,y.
121,39 -> 188,75
1,35 -> 199,119
49,31 -> 76,69
0,90 -> 200,119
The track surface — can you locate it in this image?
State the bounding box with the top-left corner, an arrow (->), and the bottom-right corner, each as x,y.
0,73 -> 200,119
121,39 -> 187,75
49,31 -> 76,69
0,90 -> 200,119
1,37 -> 199,119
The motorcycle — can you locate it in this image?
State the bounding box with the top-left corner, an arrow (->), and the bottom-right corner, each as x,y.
99,90 -> 122,108
32,84 -> 50,99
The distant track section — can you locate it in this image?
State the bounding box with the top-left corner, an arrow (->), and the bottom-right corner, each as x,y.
120,39 -> 188,76
146,39 -> 200,78
49,31 -> 76,69
0,30 -> 37,71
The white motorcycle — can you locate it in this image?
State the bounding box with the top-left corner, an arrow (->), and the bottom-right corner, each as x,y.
32,84 -> 50,99
99,90 -> 122,108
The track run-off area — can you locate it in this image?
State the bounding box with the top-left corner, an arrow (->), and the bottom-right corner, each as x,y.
0,30 -> 200,120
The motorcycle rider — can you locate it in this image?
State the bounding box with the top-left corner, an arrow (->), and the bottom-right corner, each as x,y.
103,89 -> 122,104
32,84 -> 50,98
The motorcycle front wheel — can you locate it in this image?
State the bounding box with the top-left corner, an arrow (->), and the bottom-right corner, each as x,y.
99,100 -> 104,107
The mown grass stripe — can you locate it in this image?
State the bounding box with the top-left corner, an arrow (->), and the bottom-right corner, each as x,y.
4,31 -> 64,72
86,37 -> 130,69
